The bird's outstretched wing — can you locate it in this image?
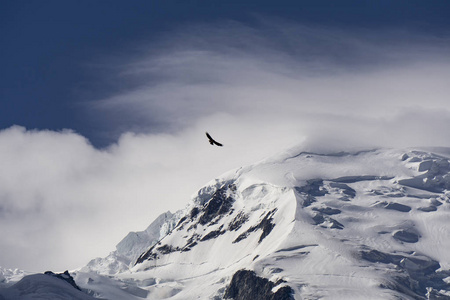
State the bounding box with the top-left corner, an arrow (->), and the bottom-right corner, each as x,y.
206,132 -> 223,147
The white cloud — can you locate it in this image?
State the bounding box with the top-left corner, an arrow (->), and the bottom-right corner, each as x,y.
0,121 -> 298,272
2,19 -> 450,271
91,20 -> 450,142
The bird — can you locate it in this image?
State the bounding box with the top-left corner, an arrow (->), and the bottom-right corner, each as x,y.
205,132 -> 223,147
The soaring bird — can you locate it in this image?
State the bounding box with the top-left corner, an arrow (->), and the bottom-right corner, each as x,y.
206,132 -> 223,147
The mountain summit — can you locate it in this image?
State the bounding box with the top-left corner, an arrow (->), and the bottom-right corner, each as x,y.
2,148 -> 450,299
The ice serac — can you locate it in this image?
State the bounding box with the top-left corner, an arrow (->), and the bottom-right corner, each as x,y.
68,148 -> 450,299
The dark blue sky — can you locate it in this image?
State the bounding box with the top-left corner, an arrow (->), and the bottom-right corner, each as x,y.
1,0 -> 449,147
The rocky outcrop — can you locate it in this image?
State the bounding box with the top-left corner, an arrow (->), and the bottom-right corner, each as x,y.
44,270 -> 81,291
224,270 -> 294,300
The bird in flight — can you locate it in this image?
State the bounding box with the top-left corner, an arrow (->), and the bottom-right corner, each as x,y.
206,132 -> 223,147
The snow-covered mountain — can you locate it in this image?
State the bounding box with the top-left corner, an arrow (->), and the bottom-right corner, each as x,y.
1,148 -> 450,299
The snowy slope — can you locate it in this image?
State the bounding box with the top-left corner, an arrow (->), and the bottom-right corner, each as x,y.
2,148 -> 450,299
0,273 -> 95,300
71,148 -> 450,300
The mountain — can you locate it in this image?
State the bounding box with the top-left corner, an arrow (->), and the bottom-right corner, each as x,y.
1,148 -> 450,299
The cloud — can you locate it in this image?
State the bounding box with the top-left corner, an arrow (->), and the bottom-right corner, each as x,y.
0,121 -> 299,272
91,19 -> 450,143
2,19 -> 450,271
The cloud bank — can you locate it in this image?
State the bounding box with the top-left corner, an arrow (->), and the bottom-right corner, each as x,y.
92,20 -> 450,148
1,19 -> 450,271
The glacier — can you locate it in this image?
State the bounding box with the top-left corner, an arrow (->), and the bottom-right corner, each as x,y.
1,148 -> 450,299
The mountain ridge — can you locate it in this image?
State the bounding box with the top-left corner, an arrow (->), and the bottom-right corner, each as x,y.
1,148 -> 450,299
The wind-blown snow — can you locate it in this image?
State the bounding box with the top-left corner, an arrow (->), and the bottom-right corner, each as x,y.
2,148 -> 450,299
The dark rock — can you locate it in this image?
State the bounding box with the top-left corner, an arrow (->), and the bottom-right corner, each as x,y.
385,202 -> 412,212
418,160 -> 434,172
276,244 -> 318,253
187,223 -> 198,231
181,234 -> 201,252
258,210 -> 277,242
136,245 -> 157,263
331,175 -> 394,183
44,270 -> 81,291
329,182 -> 356,198
360,249 -> 409,266
386,192 -> 404,198
393,230 -> 419,243
156,244 -> 179,254
224,269 -> 294,300
312,213 -> 325,225
198,184 -> 235,225
374,201 -> 412,212
312,213 -> 344,229
136,243 -> 182,262
431,199 -> 443,206
175,216 -> 188,229
312,207 -> 341,215
137,184 -> 237,263
190,207 -> 200,219
328,218 -> 344,229
418,206 -> 437,212
233,209 -> 277,244
271,268 -> 283,274
201,229 -> 225,241
299,194 -> 316,207
181,241 -> 197,252
399,257 -> 440,275
295,179 -> 327,207
186,233 -> 200,244
233,231 -> 251,244
296,179 -> 327,197
360,249 -> 394,264
228,212 -> 249,231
